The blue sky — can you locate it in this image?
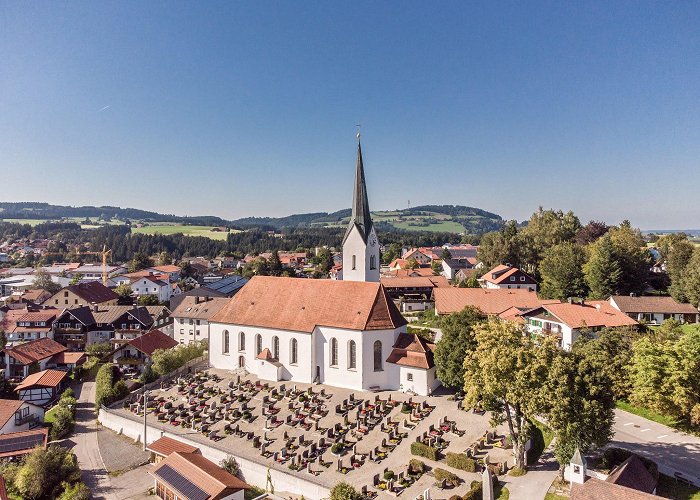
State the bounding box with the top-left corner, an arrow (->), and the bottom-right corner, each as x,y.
1,2 -> 699,229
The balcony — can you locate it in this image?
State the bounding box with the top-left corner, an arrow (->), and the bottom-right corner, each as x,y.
54,327 -> 82,334
15,413 -> 40,428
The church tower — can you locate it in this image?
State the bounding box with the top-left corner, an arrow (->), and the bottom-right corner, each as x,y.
342,134 -> 380,282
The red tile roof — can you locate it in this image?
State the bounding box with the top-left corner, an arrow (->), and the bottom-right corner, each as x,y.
386,333 -> 435,369
127,329 -> 178,356
0,428 -> 48,458
147,436 -> 200,457
3,338 -> 67,365
16,309 -> 59,323
152,451 -> 249,497
0,399 -> 23,428
62,282 -> 119,304
149,265 -> 181,273
15,369 -> 67,391
51,351 -> 87,365
434,288 -> 553,316
256,348 -> 275,361
211,276 -> 407,333
571,478 -> 657,500
610,295 -> 699,315
525,301 -> 638,329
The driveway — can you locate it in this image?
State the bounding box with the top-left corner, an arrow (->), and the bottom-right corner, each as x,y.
611,408 -> 700,486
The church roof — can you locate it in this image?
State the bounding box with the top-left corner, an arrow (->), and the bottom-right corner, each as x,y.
342,137 -> 373,245
386,333 -> 435,369
211,276 -> 407,333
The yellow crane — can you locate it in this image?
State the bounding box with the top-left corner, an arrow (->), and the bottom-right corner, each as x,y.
76,244 -> 112,286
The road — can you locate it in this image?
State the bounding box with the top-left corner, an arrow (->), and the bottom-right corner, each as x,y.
611,408 -> 700,486
72,382 -> 117,500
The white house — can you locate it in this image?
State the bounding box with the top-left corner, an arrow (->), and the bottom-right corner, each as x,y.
208,138 -> 438,396
171,296 -> 229,345
15,369 -> 68,406
479,264 -> 538,291
0,399 -> 44,433
130,276 -> 172,303
609,295 -> 699,325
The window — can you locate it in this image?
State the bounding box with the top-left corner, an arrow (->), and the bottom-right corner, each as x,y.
370,255 -> 376,270
520,276 -> 525,282
222,330 -> 230,354
373,340 -> 383,371
64,291 -> 68,297
272,336 -> 279,359
239,332 -> 245,351
330,338 -> 338,366
348,340 -> 356,369
255,334 -> 262,355
290,338 -> 298,365
352,255 -> 356,270
407,373 -> 413,381
510,276 -> 515,281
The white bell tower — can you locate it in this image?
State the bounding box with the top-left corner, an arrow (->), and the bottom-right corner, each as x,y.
342,133 -> 380,282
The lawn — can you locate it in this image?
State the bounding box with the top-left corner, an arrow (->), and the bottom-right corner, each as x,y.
131,224 -> 239,240
0,218 -> 54,226
657,473 -> 700,500
544,493 -> 568,500
391,220 -> 466,233
44,405 -> 59,425
616,400 -> 678,428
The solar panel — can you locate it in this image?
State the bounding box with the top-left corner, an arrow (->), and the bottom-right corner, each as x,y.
0,433 -> 45,453
154,464 -> 209,500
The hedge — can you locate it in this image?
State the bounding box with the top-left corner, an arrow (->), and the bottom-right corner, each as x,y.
446,452 -> 477,472
433,468 -> 461,487
95,364 -> 115,409
462,481 -> 482,500
411,441 -> 439,461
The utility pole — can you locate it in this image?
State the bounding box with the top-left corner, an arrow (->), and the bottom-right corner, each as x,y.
143,388 -> 148,451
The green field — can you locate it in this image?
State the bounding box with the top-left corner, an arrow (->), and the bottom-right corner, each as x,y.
0,218 -> 55,226
131,224 -> 238,240
392,220 -> 466,233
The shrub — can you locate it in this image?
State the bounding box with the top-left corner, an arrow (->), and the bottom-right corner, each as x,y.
86,342 -> 112,359
411,441 -> 439,461
14,446 -> 81,499
463,481 -> 482,500
50,406 -> 75,440
408,459 -> 425,475
151,342 -> 206,377
61,387 -> 74,400
433,468 -> 461,487
446,452 -> 477,472
95,364 -> 116,409
329,482 -> 359,500
384,470 -> 395,480
113,380 -> 130,401
331,442 -> 345,455
508,466 -> 526,476
401,402 -> 412,413
57,481 -> 90,500
220,456 -> 240,477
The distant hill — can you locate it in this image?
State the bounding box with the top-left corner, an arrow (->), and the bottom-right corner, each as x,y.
0,202 -> 503,235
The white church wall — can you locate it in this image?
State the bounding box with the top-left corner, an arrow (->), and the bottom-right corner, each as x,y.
360,328 -> 401,391
314,326 -> 365,391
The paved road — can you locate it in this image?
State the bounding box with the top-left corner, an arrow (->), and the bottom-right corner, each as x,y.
505,440 -> 559,500
611,408 -> 700,486
72,382 -> 117,500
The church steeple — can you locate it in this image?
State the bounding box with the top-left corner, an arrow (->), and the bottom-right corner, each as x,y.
343,134 -> 373,245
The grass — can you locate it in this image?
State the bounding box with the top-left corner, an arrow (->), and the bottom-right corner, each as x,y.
244,486 -> 265,500
496,484 -> 510,499
544,493 -> 568,500
44,405 -> 59,425
392,220 -> 466,233
131,223 -> 238,240
657,473 -> 700,500
616,400 -> 678,428
528,419 -> 554,465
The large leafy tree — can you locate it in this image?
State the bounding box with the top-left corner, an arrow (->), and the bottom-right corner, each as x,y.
665,238 -> 694,302
14,445 -> 81,499
128,252 -> 153,273
477,221 -> 521,270
539,242 -> 588,300
32,269 -> 61,295
462,319 -> 557,468
680,249 -> 700,307
607,221 -> 651,296
574,221 -> 609,245
433,307 -> 484,388
584,234 -> 622,299
519,208 -> 581,276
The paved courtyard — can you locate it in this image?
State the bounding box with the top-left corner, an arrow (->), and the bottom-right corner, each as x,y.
111,368 -> 514,498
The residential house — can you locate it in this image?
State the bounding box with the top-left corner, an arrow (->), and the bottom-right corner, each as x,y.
1,338 -> 67,379
0,275 -> 40,296
170,275 -> 248,310
441,258 -> 476,280
479,264 -> 538,291
401,248 -> 432,265
171,296 -> 229,345
0,428 -> 48,459
434,288 -> 552,316
151,451 -> 250,500
0,399 -> 44,433
15,369 -> 68,405
104,305 -> 171,345
46,281 -> 119,308
380,276 -> 450,312
146,436 -> 200,463
4,308 -> 59,345
110,329 -> 178,374
609,295 -> 699,325
146,265 -> 182,282
51,352 -> 86,371
520,300 -> 638,350
17,289 -> 52,305
454,267 -> 478,283
130,275 -> 175,303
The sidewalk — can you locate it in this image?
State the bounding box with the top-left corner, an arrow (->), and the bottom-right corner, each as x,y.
504,441 -> 559,500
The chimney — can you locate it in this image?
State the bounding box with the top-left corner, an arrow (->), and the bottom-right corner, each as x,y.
93,304 -> 99,312
195,296 -> 200,304
567,297 -> 573,305
595,304 -> 601,311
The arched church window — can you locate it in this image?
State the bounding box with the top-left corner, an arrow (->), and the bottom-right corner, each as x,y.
255,334 -> 262,355
330,338 -> 338,366
272,336 -> 279,359
290,338 -> 298,365
222,330 -> 230,354
373,340 -> 383,371
352,255 -> 356,270
238,331 -> 245,351
348,340 -> 357,369
370,255 -> 376,270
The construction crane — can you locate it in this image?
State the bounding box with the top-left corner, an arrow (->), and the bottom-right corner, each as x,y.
76,244 -> 112,286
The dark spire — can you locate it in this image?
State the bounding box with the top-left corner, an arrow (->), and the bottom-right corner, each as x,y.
343,133 -> 373,244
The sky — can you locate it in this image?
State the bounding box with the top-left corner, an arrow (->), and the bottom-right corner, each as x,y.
1,2 -> 699,229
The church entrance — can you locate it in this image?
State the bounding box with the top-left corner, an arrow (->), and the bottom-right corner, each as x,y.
238,356 -> 245,368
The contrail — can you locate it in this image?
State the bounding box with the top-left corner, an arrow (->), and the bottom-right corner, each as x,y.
97,105 -> 111,113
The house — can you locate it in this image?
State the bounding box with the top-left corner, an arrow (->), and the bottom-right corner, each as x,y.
68,264 -> 126,281
130,276 -> 172,303
385,333 -> 439,396
0,399 -> 44,433
380,276 -> 450,313
146,436 -> 200,463
401,248 -> 432,265
0,428 -> 48,459
454,268 -> 478,282
151,451 -> 250,500
479,264 -> 538,291
4,308 -> 59,345
94,305 -> 171,345
441,258 -> 476,280
17,289 -> 52,305
171,296 -> 229,345
521,300 -> 638,350
46,282 -> 119,308
1,338 -> 67,379
146,265 -> 182,282
609,295 -> 699,325
15,369 -> 68,405
51,351 -> 86,370
434,288 -> 551,316
110,329 -> 178,373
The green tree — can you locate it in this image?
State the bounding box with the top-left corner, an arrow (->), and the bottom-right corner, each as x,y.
430,259 -> 442,275
128,252 -> 153,273
441,248 -> 452,260
32,269 -> 61,294
433,307 -> 484,388
463,319 -> 557,468
329,482 -> 360,500
50,406 -> 76,440
219,456 -> 240,477
406,257 -> 419,270
382,243 -> 401,265
268,251 -> 283,276
69,272 -> 84,285
584,234 -> 622,299
57,481 -> 90,500
539,242 -> 588,300
519,208 -> 581,275
665,238 -> 695,302
138,294 -> 160,306
681,249 -> 700,307
86,342 -> 113,359
14,445 -> 81,499
156,251 -> 173,266
608,221 -> 651,295
477,221 -> 520,270
114,283 -> 133,298
316,248 -> 334,274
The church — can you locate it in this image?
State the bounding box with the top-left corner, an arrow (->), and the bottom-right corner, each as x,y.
208,137 -> 440,395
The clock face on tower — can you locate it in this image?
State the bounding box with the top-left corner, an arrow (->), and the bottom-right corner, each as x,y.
369,234 -> 377,247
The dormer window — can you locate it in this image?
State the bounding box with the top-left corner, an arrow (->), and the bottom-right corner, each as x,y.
520,276 -> 525,282
510,276 -> 515,281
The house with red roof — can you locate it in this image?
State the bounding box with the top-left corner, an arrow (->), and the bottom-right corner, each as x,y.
15,369 -> 68,405
109,329 -> 178,374
4,308 -> 60,345
0,399 -> 44,433
1,337 -> 68,380
479,264 -> 538,291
